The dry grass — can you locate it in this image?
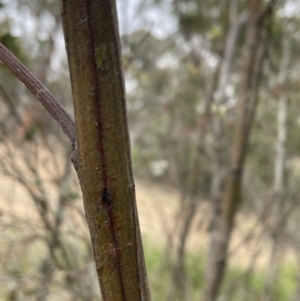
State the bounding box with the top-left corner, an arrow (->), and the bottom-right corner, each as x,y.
0,174 -> 293,268
0,153 -> 297,300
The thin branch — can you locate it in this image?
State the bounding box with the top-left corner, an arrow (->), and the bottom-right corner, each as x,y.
0,43 -> 76,144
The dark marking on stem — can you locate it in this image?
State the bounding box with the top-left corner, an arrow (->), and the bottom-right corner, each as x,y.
71,142 -> 78,172
102,188 -> 112,206
231,167 -> 242,179
129,184 -> 135,195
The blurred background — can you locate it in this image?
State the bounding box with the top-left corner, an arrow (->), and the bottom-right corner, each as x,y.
0,0 -> 300,300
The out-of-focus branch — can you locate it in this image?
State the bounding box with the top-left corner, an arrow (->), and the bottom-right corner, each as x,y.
0,43 -> 76,144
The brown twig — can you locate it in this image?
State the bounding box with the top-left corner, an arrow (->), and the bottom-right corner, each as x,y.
0,43 -> 76,144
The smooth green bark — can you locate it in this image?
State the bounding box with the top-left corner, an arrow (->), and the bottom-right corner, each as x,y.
60,1 -> 151,300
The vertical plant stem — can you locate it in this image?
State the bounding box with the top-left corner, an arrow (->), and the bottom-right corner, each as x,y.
60,1 -> 151,300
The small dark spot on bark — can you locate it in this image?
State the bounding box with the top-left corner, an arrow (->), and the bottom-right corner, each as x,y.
102,188 -> 111,206
129,184 -> 135,195
231,168 -> 241,178
71,142 -> 78,172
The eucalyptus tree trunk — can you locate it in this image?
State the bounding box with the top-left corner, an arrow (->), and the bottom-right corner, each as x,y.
202,1 -> 276,301
59,1 -> 151,300
207,0 -> 245,282
166,150 -> 204,301
210,0 -> 243,213
263,36 -> 290,300
165,10 -> 241,295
